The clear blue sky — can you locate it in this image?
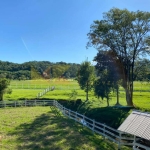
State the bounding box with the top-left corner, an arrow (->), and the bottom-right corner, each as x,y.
0,0 -> 150,64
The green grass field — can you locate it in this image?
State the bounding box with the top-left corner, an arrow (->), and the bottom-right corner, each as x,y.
4,80 -> 150,111
0,107 -> 130,150
1,80 -> 149,149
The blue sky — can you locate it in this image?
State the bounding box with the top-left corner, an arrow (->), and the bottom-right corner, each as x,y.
0,0 -> 150,64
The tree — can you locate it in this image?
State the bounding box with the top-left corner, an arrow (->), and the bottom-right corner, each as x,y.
87,8 -> 150,106
77,61 -> 95,101
0,78 -> 10,101
94,50 -> 122,105
94,72 -> 112,107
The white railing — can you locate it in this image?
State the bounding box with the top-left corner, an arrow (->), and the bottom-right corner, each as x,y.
53,100 -> 134,149
133,142 -> 150,150
0,100 -> 135,149
37,86 -> 55,98
0,100 -> 54,107
133,137 -> 150,150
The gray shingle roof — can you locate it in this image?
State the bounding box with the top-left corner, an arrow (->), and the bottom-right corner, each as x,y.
118,110 -> 150,140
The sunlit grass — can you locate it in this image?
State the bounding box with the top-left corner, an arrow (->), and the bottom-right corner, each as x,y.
0,107 -> 130,150
3,80 -> 150,111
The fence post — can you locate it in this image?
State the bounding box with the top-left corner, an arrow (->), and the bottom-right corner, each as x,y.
15,101 -> 16,107
35,100 -> 36,106
82,115 -> 85,127
63,107 -> 66,116
25,100 -> 26,107
118,132 -> 121,150
53,100 -> 56,106
4,101 -> 6,108
75,111 -> 77,122
92,119 -> 95,133
69,109 -> 71,118
133,135 -> 136,150
103,124 -> 106,139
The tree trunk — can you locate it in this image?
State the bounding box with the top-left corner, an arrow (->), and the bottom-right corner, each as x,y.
0,92 -> 3,101
86,90 -> 89,101
125,83 -> 134,106
86,82 -> 89,101
122,62 -> 134,107
106,98 -> 109,107
115,86 -> 120,105
106,94 -> 109,107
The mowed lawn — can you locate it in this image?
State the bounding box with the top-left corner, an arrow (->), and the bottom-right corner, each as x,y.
0,107 -> 130,150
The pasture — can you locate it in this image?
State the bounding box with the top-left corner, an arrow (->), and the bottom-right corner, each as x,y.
0,106 -> 130,150
1,80 -> 149,149
4,80 -> 150,111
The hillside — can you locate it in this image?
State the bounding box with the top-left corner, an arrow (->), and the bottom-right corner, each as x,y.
0,60 -> 80,80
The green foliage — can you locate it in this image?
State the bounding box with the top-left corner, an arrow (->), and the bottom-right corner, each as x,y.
0,60 -> 80,80
68,89 -> 78,100
0,78 -> 10,101
134,59 -> 150,81
3,80 -> 150,112
87,8 -> 150,106
94,74 -> 112,107
77,61 -> 96,100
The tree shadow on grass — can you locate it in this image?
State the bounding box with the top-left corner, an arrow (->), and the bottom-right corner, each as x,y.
9,111 -> 120,150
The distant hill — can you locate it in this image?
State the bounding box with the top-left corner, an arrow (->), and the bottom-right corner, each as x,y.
0,60 -> 80,80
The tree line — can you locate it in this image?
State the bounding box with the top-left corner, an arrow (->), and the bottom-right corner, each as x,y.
0,60 -> 80,80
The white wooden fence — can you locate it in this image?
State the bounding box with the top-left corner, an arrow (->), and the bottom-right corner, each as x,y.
37,86 -> 55,98
133,136 -> 150,150
0,100 -> 135,149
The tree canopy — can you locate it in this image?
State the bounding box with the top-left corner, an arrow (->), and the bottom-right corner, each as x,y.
94,50 -> 121,105
0,78 -> 10,101
0,60 -> 80,80
77,61 -> 95,101
87,8 -> 150,106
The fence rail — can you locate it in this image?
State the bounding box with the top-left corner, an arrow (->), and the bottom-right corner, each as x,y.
9,83 -> 80,90
36,86 -> 55,98
0,100 -> 139,149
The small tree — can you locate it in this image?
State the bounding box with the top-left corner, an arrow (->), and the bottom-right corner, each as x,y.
94,69 -> 113,107
0,78 -> 10,101
77,61 -> 95,101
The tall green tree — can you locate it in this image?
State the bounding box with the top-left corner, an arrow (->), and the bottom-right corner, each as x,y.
87,8 -> 150,106
94,50 -> 122,105
77,61 -> 95,101
94,71 -> 112,107
0,78 -> 10,101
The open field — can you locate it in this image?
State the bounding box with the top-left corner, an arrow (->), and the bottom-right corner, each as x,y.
9,80 -> 79,90
0,106 -> 130,150
3,80 -> 150,111
1,80 -> 148,149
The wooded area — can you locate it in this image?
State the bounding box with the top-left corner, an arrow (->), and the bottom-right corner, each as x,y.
0,60 -> 80,80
